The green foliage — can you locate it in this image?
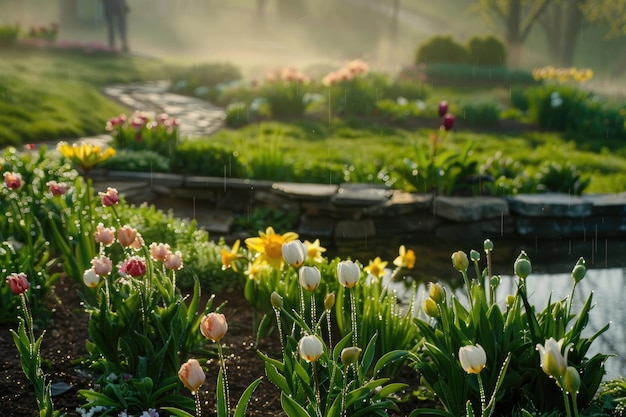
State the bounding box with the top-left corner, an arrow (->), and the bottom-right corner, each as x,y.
459,100 -> 501,127
467,35 -> 507,66
510,85 -> 530,112
262,78 -> 311,119
100,149 -> 171,172
479,151 -> 537,195
327,73 -> 388,118
535,161 -> 590,195
527,84 -> 626,139
168,62 -> 242,100
415,34 -> 469,65
171,141 -> 245,177
393,134 -> 479,195
384,78 -> 431,101
399,64 -> 536,88
410,246 -> 610,416
108,112 -> 180,156
0,23 -> 20,47
79,223 -> 215,415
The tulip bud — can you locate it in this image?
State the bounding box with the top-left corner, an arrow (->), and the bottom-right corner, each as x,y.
99,187 -> 119,206
121,257 -> 146,277
341,347 -> 362,365
490,275 -> 501,288
442,113 -> 455,131
514,251 -> 532,279
3,172 -> 22,190
91,255 -> 112,277
201,312 -> 228,342
483,239 -> 494,252
470,249 -> 480,262
271,291 -> 284,309
324,292 -> 335,310
423,297 -> 439,318
47,180 -> 67,196
536,338 -> 567,379
552,301 -> 562,319
505,295 -> 516,308
117,225 -> 138,248
282,240 -> 307,268
451,251 -> 469,272
83,268 -> 100,288
563,366 -> 581,394
178,359 -> 206,393
299,266 -> 321,291
428,282 -> 445,304
438,100 -> 448,117
459,344 -> 486,374
571,258 -> 586,283
164,250 -> 183,270
6,273 -> 30,295
299,335 -> 324,363
337,260 -> 361,288
94,223 -> 116,247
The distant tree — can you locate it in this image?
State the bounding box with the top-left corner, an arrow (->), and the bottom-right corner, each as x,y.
470,0 -> 551,66
581,0 -> 626,74
539,0 -> 585,67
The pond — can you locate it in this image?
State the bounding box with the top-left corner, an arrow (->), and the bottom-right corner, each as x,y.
332,237 -> 626,380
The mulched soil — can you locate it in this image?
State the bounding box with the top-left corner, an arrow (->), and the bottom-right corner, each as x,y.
0,277 -> 423,417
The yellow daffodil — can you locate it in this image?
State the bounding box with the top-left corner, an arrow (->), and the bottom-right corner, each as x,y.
57,141 -> 116,173
304,239 -> 326,263
364,256 -> 388,279
244,258 -> 268,283
393,245 -> 416,269
221,239 -> 243,272
244,226 -> 298,270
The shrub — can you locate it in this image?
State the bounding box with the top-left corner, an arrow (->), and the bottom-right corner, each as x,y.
535,161 -> 590,195
527,85 -> 626,139
322,62 -> 386,118
107,112 -> 180,156
168,62 -> 242,100
100,149 -> 171,172
0,23 -> 20,48
383,78 -> 431,101
459,100 -> 501,127
261,67 -> 311,119
510,85 -> 530,112
171,141 -> 245,177
400,63 -> 536,88
414,34 -> 469,65
467,35 -> 507,66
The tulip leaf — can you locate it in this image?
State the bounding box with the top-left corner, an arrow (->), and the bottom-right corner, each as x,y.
281,392 -> 312,417
233,377 -> 263,417
160,408 -> 195,417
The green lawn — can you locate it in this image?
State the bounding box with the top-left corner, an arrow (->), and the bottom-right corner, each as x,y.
0,50 -> 168,145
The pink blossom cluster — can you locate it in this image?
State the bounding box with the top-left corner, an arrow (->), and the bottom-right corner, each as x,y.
322,59 -> 369,87
265,66 -> 309,84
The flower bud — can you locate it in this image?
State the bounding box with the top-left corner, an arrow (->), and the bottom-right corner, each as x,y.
99,187 -> 119,206
47,180 -> 67,196
552,301 -> 562,318
282,240 -> 307,268
490,275 -> 501,288
299,335 -> 324,363
299,266 -> 321,291
178,359 -> 206,393
423,297 -> 439,318
459,344 -> 486,374
428,282 -> 445,304
324,292 -> 336,310
337,260 -> 361,288
164,250 -> 183,270
514,251 -> 532,279
117,225 -> 138,248
83,268 -> 100,288
470,249 -> 480,262
563,366 -> 581,394
121,257 -> 146,277
442,113 -> 455,131
271,292 -> 284,309
3,172 -> 22,190
451,251 -> 469,272
536,338 -> 567,379
505,295 -> 516,308
201,312 -> 228,342
340,347 -> 362,365
438,100 -> 448,117
571,258 -> 586,283
483,239 -> 494,252
6,273 -> 30,295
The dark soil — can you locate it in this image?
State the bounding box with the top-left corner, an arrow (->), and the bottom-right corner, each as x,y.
0,278 -> 423,417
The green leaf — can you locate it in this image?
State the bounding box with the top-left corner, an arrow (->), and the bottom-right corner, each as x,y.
373,350 -> 408,376
373,382 -> 408,400
264,362 -> 291,394
281,392 -> 312,417
233,377 -> 263,417
217,367 -> 227,417
361,332 -> 378,374
160,407 -> 195,417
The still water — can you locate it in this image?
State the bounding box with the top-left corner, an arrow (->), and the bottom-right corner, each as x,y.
399,266 -> 626,381
333,237 -> 626,381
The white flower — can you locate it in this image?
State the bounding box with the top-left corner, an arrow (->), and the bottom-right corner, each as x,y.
459,344 -> 487,374
299,266 -> 321,291
282,240 -> 307,268
337,260 -> 361,288
299,335 -> 324,363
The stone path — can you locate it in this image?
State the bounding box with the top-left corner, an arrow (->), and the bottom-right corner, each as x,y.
102,81 -> 226,138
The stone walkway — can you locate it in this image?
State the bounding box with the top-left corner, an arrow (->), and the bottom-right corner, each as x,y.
103,81 -> 226,138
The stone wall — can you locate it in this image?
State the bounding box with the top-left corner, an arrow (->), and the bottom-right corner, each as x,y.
94,171 -> 626,244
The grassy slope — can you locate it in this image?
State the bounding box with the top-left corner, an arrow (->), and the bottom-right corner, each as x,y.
0,51 -> 168,145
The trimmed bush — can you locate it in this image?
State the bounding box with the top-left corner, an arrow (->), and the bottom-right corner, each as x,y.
467,35 -> 507,66
459,100 -> 501,127
415,34 -> 469,65
399,63 -> 536,87
171,141 -> 245,177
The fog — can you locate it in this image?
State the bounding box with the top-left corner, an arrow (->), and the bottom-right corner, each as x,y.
0,0 -> 472,75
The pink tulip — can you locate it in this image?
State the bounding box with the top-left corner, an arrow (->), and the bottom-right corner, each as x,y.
6,273 -> 30,295
99,187 -> 119,206
3,172 -> 22,190
200,313 -> 228,342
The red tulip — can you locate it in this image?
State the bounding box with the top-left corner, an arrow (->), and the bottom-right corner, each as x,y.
7,273 -> 30,295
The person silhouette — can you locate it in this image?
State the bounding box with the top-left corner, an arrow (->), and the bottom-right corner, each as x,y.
101,0 -> 129,52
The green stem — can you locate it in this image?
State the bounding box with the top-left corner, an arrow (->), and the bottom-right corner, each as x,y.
349,288 -> 358,347
194,391 -> 202,417
461,270 -> 473,309
558,377 -> 573,417
217,343 -> 231,416
571,392 -> 580,417
477,373 -> 486,416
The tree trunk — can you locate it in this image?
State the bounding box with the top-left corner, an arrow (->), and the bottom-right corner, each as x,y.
560,0 -> 584,66
540,2 -> 562,63
391,0 -> 400,38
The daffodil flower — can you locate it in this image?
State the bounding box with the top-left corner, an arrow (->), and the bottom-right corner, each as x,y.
57,141 -> 116,174
245,226 -> 298,270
